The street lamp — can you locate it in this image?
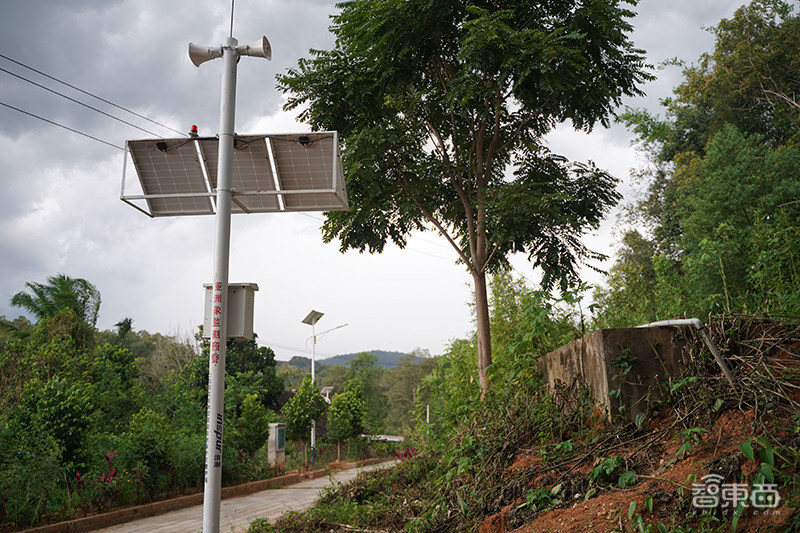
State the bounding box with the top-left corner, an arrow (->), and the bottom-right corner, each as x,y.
301,309 -> 323,466
301,310 -> 347,466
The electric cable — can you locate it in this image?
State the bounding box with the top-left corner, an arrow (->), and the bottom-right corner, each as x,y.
0,100 -> 124,150
0,52 -> 186,136
0,65 -> 164,137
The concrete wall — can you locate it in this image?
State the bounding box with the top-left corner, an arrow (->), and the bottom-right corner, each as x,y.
537,326 -> 692,422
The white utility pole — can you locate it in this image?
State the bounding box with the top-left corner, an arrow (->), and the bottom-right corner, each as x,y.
189,35 -> 271,533
203,35 -> 237,533
122,21 -> 347,533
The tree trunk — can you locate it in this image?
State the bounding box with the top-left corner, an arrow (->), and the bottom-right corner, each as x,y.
473,269 -> 492,399
337,439 -> 342,462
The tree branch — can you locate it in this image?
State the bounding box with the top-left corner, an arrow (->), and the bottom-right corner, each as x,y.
390,153 -> 474,271
762,88 -> 800,110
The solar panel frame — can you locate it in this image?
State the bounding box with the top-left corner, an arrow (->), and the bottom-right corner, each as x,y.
122,132 -> 348,217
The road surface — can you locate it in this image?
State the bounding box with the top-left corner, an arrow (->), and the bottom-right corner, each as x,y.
91,462 -> 392,533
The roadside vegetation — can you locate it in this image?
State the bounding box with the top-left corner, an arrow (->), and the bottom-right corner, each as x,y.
252,287 -> 800,532
0,279 -> 412,531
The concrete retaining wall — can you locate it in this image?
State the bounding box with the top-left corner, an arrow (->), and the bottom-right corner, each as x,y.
537,326 -> 693,422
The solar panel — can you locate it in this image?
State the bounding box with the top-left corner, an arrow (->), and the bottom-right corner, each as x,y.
121,132 -> 348,217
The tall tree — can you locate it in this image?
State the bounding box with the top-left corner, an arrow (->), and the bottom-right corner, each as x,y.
327,381 -> 366,461
669,0 -> 800,155
604,0 -> 800,321
281,375 -> 327,468
346,352 -> 388,433
10,274 -> 101,327
278,0 -> 650,396
383,350 -> 437,434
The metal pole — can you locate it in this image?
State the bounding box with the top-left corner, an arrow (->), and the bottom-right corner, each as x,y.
203,36 -> 238,533
310,321 -> 316,467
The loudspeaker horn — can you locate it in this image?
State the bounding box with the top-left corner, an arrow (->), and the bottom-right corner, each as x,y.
237,36 -> 272,61
188,43 -> 223,67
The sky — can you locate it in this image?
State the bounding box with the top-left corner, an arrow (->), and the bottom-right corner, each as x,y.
0,0 -> 753,362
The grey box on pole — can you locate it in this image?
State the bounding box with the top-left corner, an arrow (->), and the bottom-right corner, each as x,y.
203,283 -> 258,340
268,422 -> 286,470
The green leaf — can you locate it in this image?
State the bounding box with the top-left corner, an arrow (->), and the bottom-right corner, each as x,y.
645,495 -> 654,514
619,470 -> 637,488
628,500 -> 636,521
457,491 -> 468,515
739,440 -> 755,461
635,412 -> 646,431
761,447 -> 775,467
758,463 -> 775,483
754,435 -> 771,449
677,442 -> 692,457
732,500 -> 747,533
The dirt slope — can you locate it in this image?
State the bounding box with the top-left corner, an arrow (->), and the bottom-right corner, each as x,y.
479,318 -> 800,533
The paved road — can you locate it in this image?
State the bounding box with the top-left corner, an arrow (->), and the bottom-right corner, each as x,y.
91,462 -> 393,533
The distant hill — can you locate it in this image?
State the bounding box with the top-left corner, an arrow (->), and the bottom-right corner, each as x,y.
284,350 -> 410,370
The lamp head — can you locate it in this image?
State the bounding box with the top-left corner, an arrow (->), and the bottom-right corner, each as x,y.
188,43 -> 223,67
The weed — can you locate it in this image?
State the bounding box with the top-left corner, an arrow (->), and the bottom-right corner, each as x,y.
674,427 -> 708,458
517,486 -> 558,513
590,456 -> 637,488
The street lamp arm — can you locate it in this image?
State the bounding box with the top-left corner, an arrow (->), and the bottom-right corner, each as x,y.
305,323 -> 349,350
316,323 -> 349,340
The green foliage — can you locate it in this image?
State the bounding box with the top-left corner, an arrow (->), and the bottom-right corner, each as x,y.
345,353 -> 388,434
264,454 -> 437,533
382,350 -> 437,434
0,315 -> 33,348
589,456 -> 626,485
419,273 -> 577,447
276,362 -> 305,391
10,376 -> 91,465
674,427 -> 709,458
120,408 -> 172,494
225,339 -> 284,407
618,469 -> 637,489
517,487 -> 561,512
228,393 -> 276,457
327,382 -> 366,442
394,274 -> 588,531
10,273 -> 102,327
0,276 -> 293,528
281,376 -> 327,444
86,343 -> 141,433
596,0 -> 800,324
194,337 -> 284,410
0,429 -> 65,528
593,230 -> 660,327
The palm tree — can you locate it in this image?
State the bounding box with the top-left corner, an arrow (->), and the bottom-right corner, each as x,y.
10,274 -> 102,327
114,317 -> 133,340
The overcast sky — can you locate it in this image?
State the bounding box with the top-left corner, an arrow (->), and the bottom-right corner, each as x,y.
0,0 -> 753,361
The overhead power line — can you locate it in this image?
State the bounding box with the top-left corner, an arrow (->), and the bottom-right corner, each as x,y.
0,52 -> 186,137
0,100 -> 124,150
0,65 -> 165,138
